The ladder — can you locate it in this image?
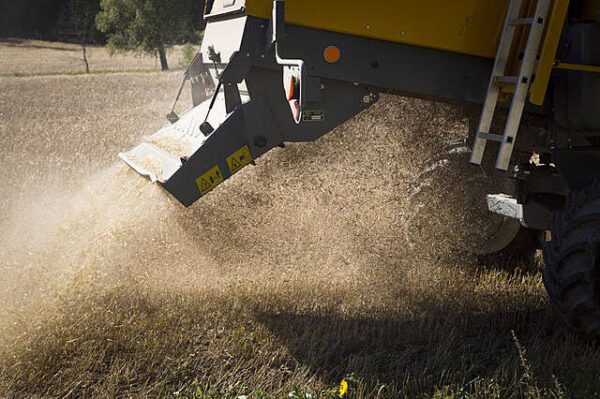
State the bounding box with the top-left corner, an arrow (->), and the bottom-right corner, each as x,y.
470,0 -> 552,171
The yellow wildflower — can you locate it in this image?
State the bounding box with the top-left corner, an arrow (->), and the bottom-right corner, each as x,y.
339,379 -> 349,397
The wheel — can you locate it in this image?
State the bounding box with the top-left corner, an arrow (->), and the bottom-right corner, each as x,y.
405,141 -> 538,264
543,178 -> 600,338
478,226 -> 541,269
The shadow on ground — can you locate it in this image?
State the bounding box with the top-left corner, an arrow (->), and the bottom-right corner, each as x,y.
255,304 -> 600,397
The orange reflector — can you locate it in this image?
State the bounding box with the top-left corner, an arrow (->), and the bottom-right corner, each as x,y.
323,46 -> 341,63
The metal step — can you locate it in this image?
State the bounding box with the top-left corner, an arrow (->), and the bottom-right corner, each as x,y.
509,17 -> 535,26
495,75 -> 520,84
478,132 -> 504,142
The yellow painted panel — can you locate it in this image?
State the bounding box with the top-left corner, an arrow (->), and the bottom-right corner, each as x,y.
530,0 -> 570,105
245,0 -> 510,58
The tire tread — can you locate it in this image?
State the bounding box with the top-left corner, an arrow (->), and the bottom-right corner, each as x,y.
542,177 -> 600,338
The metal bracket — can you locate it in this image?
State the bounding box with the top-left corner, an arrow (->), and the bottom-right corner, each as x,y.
554,61 -> 600,73
167,53 -> 214,123
272,0 -> 305,124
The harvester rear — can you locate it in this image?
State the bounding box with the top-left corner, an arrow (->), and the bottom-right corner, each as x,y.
120,0 -> 600,337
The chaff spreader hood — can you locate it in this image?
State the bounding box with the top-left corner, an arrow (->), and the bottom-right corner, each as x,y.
120,1 -> 378,206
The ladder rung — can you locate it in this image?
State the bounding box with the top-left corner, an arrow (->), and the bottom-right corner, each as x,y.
509,17 -> 535,26
495,75 -> 519,84
477,132 -> 504,142
470,0 -> 553,170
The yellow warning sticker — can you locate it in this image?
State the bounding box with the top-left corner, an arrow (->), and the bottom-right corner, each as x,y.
196,165 -> 224,196
226,145 -> 253,174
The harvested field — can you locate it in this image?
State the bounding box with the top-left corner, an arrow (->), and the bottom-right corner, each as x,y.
0,39 -> 190,76
1,46 -> 599,398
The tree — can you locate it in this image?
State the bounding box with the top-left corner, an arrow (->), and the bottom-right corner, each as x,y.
96,0 -> 196,71
56,0 -> 100,73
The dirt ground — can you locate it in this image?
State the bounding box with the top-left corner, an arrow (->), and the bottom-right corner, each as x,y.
0,45 -> 599,398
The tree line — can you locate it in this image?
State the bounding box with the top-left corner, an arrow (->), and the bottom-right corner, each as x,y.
1,0 -> 206,71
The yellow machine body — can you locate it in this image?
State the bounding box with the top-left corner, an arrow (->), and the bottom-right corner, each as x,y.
245,0 -> 512,58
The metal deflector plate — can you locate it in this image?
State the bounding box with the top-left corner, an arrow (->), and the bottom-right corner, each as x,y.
119,96 -> 230,183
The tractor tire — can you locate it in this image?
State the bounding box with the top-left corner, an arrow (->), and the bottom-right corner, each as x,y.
542,178 -> 600,338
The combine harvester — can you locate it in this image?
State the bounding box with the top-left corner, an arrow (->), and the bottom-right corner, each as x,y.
121,0 -> 600,337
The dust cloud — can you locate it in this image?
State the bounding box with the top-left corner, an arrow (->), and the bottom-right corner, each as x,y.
0,70 -> 556,395
0,90 -> 513,340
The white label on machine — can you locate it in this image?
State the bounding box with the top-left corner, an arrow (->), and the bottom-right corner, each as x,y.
486,194 -> 523,220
